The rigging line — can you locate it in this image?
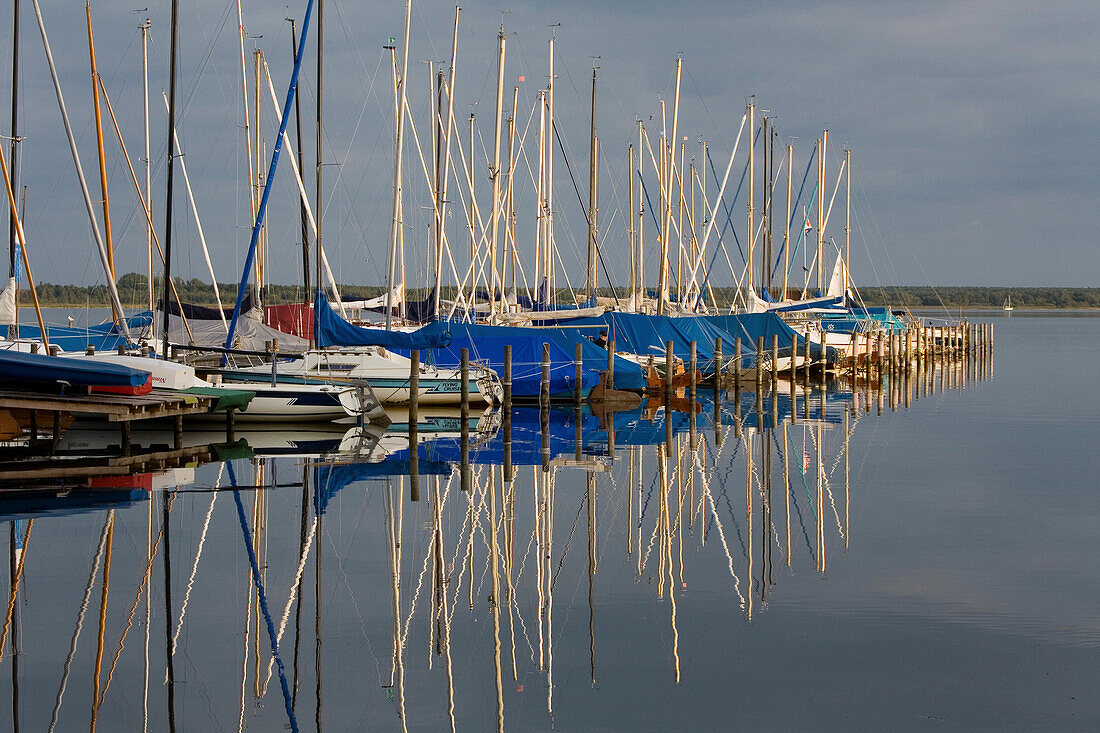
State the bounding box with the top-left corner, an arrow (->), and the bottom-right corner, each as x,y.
0,519 -> 32,659
551,120 -> 621,304
98,493 -> 175,705
47,514 -> 111,733
232,489 -> 299,733
171,488 -> 218,654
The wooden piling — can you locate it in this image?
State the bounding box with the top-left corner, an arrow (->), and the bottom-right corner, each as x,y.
461,348 -> 471,490
409,350 -> 420,501
606,339 -> 615,391
541,343 -> 551,409
714,336 -> 723,390
771,334 -> 779,394
689,341 -> 697,404
575,342 -> 584,408
733,337 -> 741,392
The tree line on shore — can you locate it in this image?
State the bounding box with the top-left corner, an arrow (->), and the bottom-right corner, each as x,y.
17,273 -> 1100,310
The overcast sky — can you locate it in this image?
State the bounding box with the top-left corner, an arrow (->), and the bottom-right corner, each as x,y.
1,0 -> 1096,291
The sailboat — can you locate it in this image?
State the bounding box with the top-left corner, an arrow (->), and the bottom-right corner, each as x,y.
1003,295 -> 1013,311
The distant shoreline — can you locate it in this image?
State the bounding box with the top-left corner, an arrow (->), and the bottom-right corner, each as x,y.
16,278 -> 1100,311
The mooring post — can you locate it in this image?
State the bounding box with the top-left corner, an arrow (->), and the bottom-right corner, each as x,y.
460,347 -> 470,490
121,421 -> 131,457
225,408 -> 236,442
771,334 -> 780,395
665,339 -> 675,404
409,350 -> 420,501
174,414 -> 183,450
755,336 -> 764,413
574,342 -> 584,408
733,337 -> 741,393
269,338 -> 279,387
460,347 -> 470,421
689,340 -> 697,404
607,339 -> 615,391
541,343 -> 551,408
714,336 -> 723,391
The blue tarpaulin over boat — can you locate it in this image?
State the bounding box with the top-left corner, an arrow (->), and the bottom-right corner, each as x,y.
0,348 -> 151,389
550,313 -> 755,373
14,313 -> 150,353
391,320 -> 645,399
314,292 -> 452,349
700,313 -> 828,359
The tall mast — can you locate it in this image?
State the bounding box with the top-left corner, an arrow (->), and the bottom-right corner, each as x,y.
637,122 -> 644,309
545,36 -> 555,306
747,101 -> 755,299
844,148 -> 851,299
289,18 -> 310,296
162,0 -> 179,356
235,0 -> 257,301
30,0 -> 128,339
467,113 -> 475,315
486,25 -> 506,318
535,89 -> 546,306
253,49 -> 264,304
585,65 -> 597,302
8,0 -> 20,284
86,2 -> 116,293
432,66 -> 443,313
505,84 -> 519,302
627,143 -> 635,307
141,18 -> 153,334
314,0 -> 324,331
818,129 -> 827,292
384,0 -> 412,329
658,59 -> 681,314
783,143 -> 792,299
432,6 -> 460,317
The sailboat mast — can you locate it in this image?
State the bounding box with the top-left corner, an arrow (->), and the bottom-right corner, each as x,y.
30,0 -> 129,340
141,18 -> 153,335
783,143 -> 792,299
627,143 -> 635,306
585,65 -> 598,302
86,2 -> 115,287
313,0 -> 324,347
747,101 -> 754,299
545,36 -> 555,306
384,0 -> 412,329
487,25 -> 507,318
8,0 -> 19,283
289,18 -> 310,296
432,6 -> 460,317
253,50 -> 264,304
844,148 -> 851,299
162,0 -> 180,357
818,129 -> 827,292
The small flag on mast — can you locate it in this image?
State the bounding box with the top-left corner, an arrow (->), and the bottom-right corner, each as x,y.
517,75 -> 525,82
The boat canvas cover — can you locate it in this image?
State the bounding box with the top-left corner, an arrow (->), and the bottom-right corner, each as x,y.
551,313 -> 755,372
700,313 -> 823,359
313,292 -> 451,350
0,348 -> 151,390
14,313 -> 151,353
396,320 -> 645,398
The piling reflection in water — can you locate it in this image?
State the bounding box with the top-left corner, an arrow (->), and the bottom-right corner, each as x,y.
0,343 -> 993,730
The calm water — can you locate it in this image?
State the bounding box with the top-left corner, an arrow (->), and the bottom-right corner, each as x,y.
1,312 -> 1097,731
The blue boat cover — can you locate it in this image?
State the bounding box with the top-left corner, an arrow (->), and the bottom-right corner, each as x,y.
0,349 -> 151,389
314,292 -> 452,349
551,313 -> 755,373
15,313 -> 150,353
392,320 -> 645,399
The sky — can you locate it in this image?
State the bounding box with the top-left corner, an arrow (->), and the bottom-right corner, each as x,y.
0,0 -> 1096,292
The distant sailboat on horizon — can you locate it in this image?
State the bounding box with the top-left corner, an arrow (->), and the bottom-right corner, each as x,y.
1003,295 -> 1013,311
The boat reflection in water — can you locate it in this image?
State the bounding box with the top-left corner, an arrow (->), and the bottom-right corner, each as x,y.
0,353 -> 993,731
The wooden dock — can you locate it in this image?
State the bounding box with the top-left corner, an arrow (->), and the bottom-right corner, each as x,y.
0,388 -> 221,423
